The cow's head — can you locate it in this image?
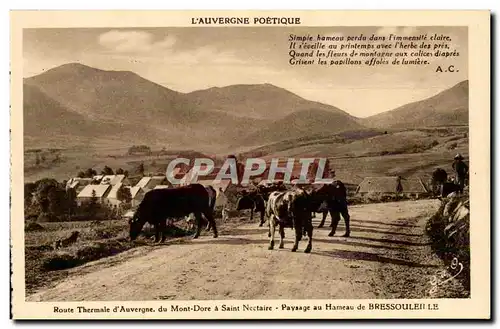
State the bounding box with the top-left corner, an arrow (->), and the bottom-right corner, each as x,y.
129,211 -> 146,241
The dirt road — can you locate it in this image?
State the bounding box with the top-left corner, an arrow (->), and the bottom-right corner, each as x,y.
27,199 -> 459,302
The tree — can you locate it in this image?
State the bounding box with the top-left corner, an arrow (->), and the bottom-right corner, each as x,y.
47,187 -> 67,216
85,168 -> 97,178
87,189 -> 99,218
116,185 -> 132,204
101,166 -> 114,175
77,171 -> 86,178
136,162 -> 145,176
66,188 -> 77,216
24,183 -> 37,209
31,178 -> 60,214
115,168 -> 124,175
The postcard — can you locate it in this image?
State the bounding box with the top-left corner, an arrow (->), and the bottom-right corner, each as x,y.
10,10 -> 491,320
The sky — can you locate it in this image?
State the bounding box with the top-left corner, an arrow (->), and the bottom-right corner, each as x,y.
23,26 -> 468,118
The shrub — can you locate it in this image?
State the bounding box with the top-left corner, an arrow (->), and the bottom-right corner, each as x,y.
25,222 -> 45,232
425,195 -> 470,295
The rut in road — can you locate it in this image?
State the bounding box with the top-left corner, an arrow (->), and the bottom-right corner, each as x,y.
27,199 -> 460,302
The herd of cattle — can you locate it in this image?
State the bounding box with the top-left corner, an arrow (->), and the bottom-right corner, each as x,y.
128,181 -> 351,253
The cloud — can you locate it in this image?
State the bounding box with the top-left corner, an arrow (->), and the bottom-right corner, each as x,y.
98,30 -> 176,53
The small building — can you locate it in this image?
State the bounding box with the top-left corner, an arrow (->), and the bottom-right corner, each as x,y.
92,175 -> 104,184
100,174 -> 128,186
153,185 -> 171,190
76,184 -> 112,206
400,177 -> 431,198
66,177 -> 93,193
106,182 -> 124,207
356,176 -> 429,198
128,186 -> 145,207
135,175 -> 166,192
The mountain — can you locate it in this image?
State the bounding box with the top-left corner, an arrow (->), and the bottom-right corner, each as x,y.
23,82 -> 176,148
236,108 -> 364,147
24,63 -> 362,151
24,63 -> 195,124
361,80 -> 469,128
187,83 -> 348,120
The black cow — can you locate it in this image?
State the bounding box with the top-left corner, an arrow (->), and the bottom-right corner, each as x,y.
266,188 -> 314,253
236,191 -> 266,226
311,181 -> 351,237
257,183 -> 288,201
431,168 -> 462,197
129,183 -> 218,242
235,183 -> 288,227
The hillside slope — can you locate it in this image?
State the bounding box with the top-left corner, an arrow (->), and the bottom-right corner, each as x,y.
237,108 -> 364,147
362,81 -> 469,128
187,83 -> 351,120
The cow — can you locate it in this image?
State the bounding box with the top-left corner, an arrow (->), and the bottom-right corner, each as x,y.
235,190 -> 266,226
129,183 -> 218,243
235,183 -> 288,227
431,168 -> 462,198
257,182 -> 288,201
311,181 -> 351,237
266,188 -> 314,253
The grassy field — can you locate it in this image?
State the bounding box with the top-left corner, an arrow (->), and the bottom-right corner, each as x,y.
24,204 -> 257,295
24,126 -> 469,186
24,218 -> 193,295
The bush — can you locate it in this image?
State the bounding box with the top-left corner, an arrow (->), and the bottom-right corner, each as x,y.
37,212 -> 61,222
425,194 -> 470,294
25,222 -> 45,232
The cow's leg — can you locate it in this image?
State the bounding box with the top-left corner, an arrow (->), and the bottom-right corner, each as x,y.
203,208 -> 218,238
328,210 -> 341,237
152,223 -> 161,243
318,211 -> 327,228
328,211 -> 334,227
205,214 -> 212,231
259,211 -> 265,227
291,223 -> 301,252
250,208 -> 254,221
160,220 -> 168,243
278,224 -> 285,249
192,212 -> 203,239
268,216 -> 277,250
304,218 -> 313,253
341,207 -> 351,237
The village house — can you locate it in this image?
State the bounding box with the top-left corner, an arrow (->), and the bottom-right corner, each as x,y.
65,177 -> 93,194
76,184 -> 112,206
135,175 -> 166,192
105,182 -> 124,207
100,174 -> 129,186
128,186 -> 145,207
92,175 -> 104,184
356,176 -> 429,198
153,185 -> 171,190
